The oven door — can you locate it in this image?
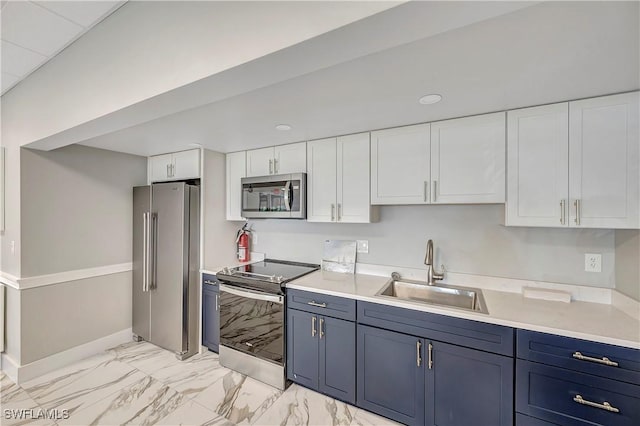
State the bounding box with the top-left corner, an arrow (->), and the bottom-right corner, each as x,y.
219,284 -> 285,365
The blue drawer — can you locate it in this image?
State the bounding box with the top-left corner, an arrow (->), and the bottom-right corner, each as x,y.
202,273 -> 219,290
357,301 -> 514,356
516,413 -> 561,426
287,289 -> 356,321
516,359 -> 640,426
517,330 -> 640,385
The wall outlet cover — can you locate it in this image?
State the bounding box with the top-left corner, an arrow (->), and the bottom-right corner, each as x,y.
356,240 -> 369,254
584,253 -> 602,273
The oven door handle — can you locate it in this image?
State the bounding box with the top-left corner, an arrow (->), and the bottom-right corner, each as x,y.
220,284 -> 284,304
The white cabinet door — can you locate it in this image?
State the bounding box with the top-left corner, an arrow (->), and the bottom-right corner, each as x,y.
569,92 -> 639,228
337,133 -> 371,223
226,151 -> 246,221
307,138 -> 337,222
431,112 -> 506,204
149,154 -> 173,182
172,149 -> 200,180
246,147 -> 275,177
371,124 -> 430,205
274,142 -> 306,174
506,103 -> 569,227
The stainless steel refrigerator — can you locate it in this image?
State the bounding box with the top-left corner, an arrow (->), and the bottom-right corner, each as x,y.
132,182 -> 199,360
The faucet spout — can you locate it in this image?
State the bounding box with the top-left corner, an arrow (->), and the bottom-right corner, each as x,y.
424,239 -> 444,285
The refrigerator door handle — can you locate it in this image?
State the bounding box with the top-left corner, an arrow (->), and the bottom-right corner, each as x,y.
142,212 -> 148,292
150,212 -> 158,290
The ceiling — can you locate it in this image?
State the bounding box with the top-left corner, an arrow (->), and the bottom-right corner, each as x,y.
76,1 -> 639,157
0,0 -> 126,94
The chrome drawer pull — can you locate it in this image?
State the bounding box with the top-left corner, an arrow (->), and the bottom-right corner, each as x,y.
572,351 -> 619,367
204,280 -> 217,285
573,395 -> 620,413
307,301 -> 327,308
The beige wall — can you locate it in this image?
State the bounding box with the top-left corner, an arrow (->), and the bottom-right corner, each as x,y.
252,204 -> 616,288
615,230 -> 640,301
202,149 -> 239,270
20,145 -> 147,277
19,272 -> 132,364
4,286 -> 21,362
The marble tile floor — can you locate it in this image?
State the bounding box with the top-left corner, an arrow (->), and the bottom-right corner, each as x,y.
1,342 -> 399,426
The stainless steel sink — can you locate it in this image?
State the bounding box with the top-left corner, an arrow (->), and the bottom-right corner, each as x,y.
376,278 -> 489,314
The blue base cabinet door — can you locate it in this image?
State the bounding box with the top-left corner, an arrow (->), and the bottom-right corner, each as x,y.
287,309 -> 319,390
426,341 -> 514,426
357,324 -> 425,426
319,316 -> 356,404
202,282 -> 219,352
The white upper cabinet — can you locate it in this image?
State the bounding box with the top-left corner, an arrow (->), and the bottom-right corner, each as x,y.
274,142 -> 306,175
506,92 -> 639,229
226,151 -> 246,221
371,124 -> 430,205
569,92 -> 639,229
337,133 -> 372,223
246,143 -> 306,177
149,149 -> 200,182
307,133 -> 374,223
430,112 -> 506,204
307,137 -> 337,222
506,103 -> 569,227
246,147 -> 275,177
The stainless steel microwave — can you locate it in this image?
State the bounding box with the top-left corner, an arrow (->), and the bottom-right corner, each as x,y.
241,173 -> 306,219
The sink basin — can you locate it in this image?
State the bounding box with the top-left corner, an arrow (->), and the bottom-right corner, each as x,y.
376,279 -> 489,314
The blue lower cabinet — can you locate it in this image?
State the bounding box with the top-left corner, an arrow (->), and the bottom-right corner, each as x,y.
516,413 -> 562,426
357,324 -> 425,426
287,309 -> 319,390
287,308 -> 356,403
516,359 -> 640,426
319,316 -> 356,404
202,279 -> 219,352
426,341 -> 514,426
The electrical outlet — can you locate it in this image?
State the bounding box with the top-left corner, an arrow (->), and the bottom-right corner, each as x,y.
584,253 -> 602,273
252,232 -> 258,246
357,240 -> 369,254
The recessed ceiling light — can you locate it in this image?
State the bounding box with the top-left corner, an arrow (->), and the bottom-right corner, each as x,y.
418,94 -> 442,105
275,124 -> 292,131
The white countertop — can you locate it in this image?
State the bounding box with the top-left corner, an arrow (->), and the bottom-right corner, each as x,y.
286,270 -> 640,350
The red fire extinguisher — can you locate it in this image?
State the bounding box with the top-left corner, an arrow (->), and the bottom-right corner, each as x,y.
236,223 -> 251,262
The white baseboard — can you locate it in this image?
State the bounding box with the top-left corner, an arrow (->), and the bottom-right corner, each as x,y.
3,328 -> 132,385
0,353 -> 19,383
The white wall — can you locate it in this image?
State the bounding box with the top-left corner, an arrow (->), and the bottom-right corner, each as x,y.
251,205 -> 616,288
20,145 -> 147,276
615,230 -> 640,301
202,149 -> 239,270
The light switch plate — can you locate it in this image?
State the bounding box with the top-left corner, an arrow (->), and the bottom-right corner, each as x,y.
357,240 -> 369,254
584,253 -> 602,273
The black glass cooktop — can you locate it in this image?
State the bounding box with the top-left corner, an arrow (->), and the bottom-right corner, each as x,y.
217,259 -> 319,292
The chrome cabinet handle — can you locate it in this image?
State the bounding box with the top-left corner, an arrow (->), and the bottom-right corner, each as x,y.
215,294 -> 218,311
312,316 -> 317,337
424,181 -> 428,202
331,204 -> 335,221
572,351 -> 619,367
574,199 -> 581,225
428,343 -> 433,369
307,301 -> 327,308
319,318 -> 324,339
269,159 -> 273,174
166,164 -> 170,178
337,203 -> 341,221
274,158 -> 278,174
204,280 -> 217,285
573,395 -> 619,413
433,180 -> 437,202
560,200 -> 566,225
416,341 -> 422,367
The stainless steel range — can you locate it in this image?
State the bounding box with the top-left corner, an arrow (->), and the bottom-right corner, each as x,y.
216,259 -> 319,390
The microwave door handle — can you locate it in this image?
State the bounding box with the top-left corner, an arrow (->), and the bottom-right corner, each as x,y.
285,181 -> 292,211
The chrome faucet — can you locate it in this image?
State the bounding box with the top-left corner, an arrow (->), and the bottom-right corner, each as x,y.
424,239 -> 445,285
